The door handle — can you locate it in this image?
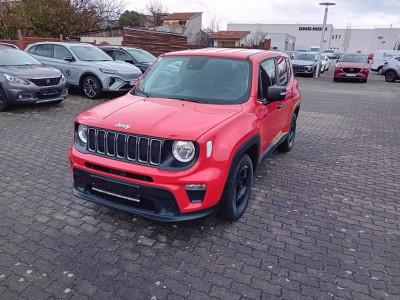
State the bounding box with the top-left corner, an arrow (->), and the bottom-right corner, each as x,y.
277,103 -> 284,109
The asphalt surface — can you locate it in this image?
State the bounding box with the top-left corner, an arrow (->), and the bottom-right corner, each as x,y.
0,67 -> 400,299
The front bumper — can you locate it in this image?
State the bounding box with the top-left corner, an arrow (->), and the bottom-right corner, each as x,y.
334,70 -> 369,79
73,168 -> 220,221
3,82 -> 68,104
69,147 -> 227,221
101,73 -> 141,92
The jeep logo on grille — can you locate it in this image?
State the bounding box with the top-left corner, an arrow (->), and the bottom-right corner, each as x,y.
115,123 -> 131,130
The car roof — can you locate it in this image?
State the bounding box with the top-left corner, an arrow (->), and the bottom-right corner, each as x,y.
28,41 -> 94,48
0,42 -> 19,49
164,48 -> 287,60
98,45 -> 142,50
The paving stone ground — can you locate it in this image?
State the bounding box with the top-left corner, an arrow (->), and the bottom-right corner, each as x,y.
0,68 -> 400,299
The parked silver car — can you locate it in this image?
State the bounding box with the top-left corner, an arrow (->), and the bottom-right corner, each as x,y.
0,43 -> 68,112
25,42 -> 142,98
381,56 -> 400,82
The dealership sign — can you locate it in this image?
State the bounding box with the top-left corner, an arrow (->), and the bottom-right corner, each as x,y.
299,27 -> 328,31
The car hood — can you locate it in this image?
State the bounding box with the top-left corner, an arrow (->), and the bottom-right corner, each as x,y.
76,94 -> 242,141
84,60 -> 142,74
0,64 -> 61,77
292,60 -> 316,66
336,62 -> 369,69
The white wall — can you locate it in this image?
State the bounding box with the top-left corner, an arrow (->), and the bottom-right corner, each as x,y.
185,14 -> 202,44
228,23 -> 400,54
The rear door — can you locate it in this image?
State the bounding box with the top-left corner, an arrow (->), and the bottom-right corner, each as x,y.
53,45 -> 79,85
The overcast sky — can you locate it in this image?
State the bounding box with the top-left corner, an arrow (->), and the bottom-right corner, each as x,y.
126,0 -> 400,30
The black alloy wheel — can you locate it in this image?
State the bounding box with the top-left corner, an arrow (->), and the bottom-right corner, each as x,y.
220,154 -> 253,221
0,89 -> 9,112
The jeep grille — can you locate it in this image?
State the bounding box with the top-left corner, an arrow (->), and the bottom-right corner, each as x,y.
87,127 -> 162,166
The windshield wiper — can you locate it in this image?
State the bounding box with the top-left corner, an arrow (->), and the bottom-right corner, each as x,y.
180,99 -> 208,104
134,89 -> 152,98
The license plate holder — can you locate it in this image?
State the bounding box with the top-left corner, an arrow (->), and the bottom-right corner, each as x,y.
40,88 -> 59,96
91,176 -> 140,202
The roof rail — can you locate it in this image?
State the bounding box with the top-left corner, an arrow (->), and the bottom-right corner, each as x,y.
0,42 -> 19,49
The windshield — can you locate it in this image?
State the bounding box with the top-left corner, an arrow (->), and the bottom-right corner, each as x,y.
126,49 -> 156,63
310,47 -> 319,52
294,53 -> 316,61
70,46 -> 112,61
340,54 -> 366,63
324,50 -> 334,54
0,48 -> 42,65
131,56 -> 252,105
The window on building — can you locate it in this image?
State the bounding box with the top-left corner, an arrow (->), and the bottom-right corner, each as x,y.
332,35 -> 335,39
338,35 -> 341,39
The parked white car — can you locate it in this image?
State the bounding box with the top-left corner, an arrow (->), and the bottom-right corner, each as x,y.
320,54 -> 330,72
371,50 -> 400,73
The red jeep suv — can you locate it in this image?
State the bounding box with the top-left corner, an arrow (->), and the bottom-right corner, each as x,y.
69,48 -> 301,222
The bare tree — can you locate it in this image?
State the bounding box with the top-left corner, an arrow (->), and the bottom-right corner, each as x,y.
204,13 -> 223,35
247,25 -> 268,47
145,0 -> 167,27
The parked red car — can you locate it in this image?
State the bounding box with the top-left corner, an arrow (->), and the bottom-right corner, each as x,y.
334,54 -> 370,83
69,49 -> 301,222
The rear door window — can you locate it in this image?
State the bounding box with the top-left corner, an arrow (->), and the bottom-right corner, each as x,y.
35,44 -> 53,58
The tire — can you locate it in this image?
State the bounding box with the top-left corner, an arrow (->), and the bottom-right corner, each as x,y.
219,154 -> 253,221
333,77 -> 338,82
377,66 -> 383,74
362,78 -> 367,83
0,89 -> 10,112
278,113 -> 297,152
385,70 -> 397,82
82,76 -> 101,99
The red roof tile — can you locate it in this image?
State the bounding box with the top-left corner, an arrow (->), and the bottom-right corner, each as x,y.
211,31 -> 250,40
163,12 -> 202,21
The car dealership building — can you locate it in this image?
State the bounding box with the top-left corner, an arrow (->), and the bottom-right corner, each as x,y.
227,23 -> 400,54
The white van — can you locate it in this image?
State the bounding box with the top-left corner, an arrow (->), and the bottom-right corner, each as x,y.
371,50 -> 400,72
309,46 -> 320,52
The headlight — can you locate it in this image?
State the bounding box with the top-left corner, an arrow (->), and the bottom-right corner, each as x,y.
77,124 -> 88,144
100,68 -> 118,74
172,141 -> 195,162
4,73 -> 29,85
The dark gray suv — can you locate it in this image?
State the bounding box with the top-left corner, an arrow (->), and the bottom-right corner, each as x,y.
98,46 -> 156,73
0,43 -> 68,112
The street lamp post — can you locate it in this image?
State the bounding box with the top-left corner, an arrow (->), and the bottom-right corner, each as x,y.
315,2 -> 336,78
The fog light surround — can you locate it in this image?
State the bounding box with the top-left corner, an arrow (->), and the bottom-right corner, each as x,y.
185,184 -> 207,203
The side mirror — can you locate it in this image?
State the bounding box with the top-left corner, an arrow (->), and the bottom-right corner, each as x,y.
64,56 -> 74,62
266,86 -> 287,102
